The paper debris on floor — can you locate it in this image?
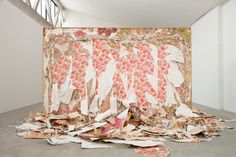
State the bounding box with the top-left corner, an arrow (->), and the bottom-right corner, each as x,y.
14,28 -> 234,157
14,103 -> 232,156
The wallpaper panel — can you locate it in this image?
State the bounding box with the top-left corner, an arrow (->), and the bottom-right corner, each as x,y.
42,28 -> 191,115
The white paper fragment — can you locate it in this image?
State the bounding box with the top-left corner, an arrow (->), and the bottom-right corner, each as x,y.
48,114 -> 67,120
171,138 -> 197,143
47,136 -> 84,145
127,91 -> 137,104
16,123 -> 41,131
121,71 -> 137,107
103,139 -> 164,147
81,42 -> 93,55
50,84 -> 60,112
51,29 -> 62,35
120,46 -> 129,58
117,108 -> 129,119
110,97 -> 117,114
67,125 -> 76,132
187,125 -> 207,135
165,81 -> 178,104
165,45 -> 184,63
61,86 -> 74,104
44,129 -> 55,133
98,57 -> 116,105
55,43 -> 69,54
67,112 -> 80,119
90,78 -> 96,96
122,99 -> 130,108
16,132 -> 26,137
120,72 -> 128,95
80,99 -> 88,115
68,122 -> 107,136
60,56 -> 73,99
89,95 -> 99,114
167,62 -> 184,87
81,141 -> 128,149
46,119 -> 52,129
145,92 -> 158,104
173,86 -> 183,105
79,134 -> 100,141
95,109 -> 112,122
123,88 -> 137,107
122,124 -> 136,132
85,58 -> 96,83
175,104 -> 199,118
43,80 -> 50,113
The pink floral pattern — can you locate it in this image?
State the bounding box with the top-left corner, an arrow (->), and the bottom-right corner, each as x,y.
71,43 -> 89,99
51,55 -> 70,85
43,28 -> 192,111
158,46 -> 170,102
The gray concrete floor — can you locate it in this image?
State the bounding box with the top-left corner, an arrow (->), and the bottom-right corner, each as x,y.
0,103 -> 236,157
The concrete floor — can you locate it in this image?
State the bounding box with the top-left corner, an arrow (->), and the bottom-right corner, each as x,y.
0,103 -> 236,157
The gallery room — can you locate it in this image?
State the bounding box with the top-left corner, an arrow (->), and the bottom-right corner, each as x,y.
0,0 -> 235,156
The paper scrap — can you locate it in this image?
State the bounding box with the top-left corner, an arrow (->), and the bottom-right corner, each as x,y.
16,123 -> 41,131
175,104 -> 199,118
81,99 -> 88,115
61,86 -> 74,104
81,141 -> 128,149
110,97 -> 117,114
89,95 -> 99,114
68,122 -> 107,136
47,136 -> 84,145
103,139 -> 164,147
95,109 -> 112,122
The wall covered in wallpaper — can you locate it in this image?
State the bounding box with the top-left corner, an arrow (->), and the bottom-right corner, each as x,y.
42,28 -> 191,115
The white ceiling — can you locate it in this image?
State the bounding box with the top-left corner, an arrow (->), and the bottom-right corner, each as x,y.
59,0 -> 228,27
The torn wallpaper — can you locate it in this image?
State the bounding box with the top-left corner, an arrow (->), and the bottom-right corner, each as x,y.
42,28 -> 192,115
14,28 -> 232,157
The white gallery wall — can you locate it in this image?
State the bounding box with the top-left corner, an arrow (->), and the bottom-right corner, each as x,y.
0,0 -> 42,113
192,7 -> 221,109
222,0 -> 236,112
192,0 -> 236,113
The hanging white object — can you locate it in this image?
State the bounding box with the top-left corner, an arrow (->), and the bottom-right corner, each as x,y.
110,96 -> 118,114
89,78 -> 96,97
50,84 -> 60,112
80,98 -> 88,116
85,58 -> 96,83
61,86 -> 74,104
122,71 -> 137,107
165,81 -> 178,104
97,57 -> 116,105
167,62 -> 184,87
89,95 -> 99,114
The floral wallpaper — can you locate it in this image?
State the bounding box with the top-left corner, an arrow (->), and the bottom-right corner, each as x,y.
42,28 -> 191,114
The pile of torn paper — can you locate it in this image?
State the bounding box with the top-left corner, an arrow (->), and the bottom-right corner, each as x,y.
15,103 -> 231,157
14,28 -> 232,157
